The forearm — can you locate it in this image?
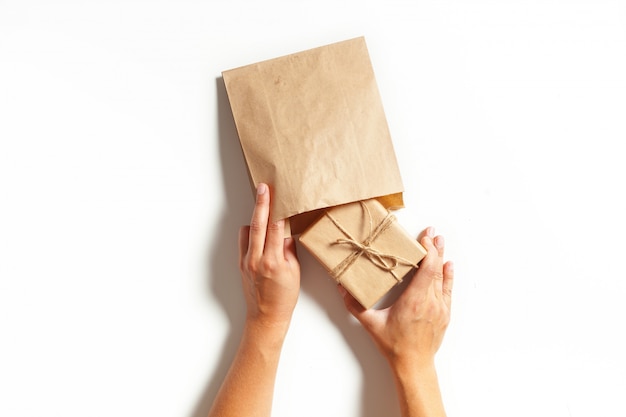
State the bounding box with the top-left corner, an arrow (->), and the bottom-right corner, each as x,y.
391,359 -> 446,417
208,321 -> 289,417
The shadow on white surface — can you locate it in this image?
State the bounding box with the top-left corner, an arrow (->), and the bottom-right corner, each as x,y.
188,77 -> 253,417
189,76 -> 408,417
299,250 -> 408,417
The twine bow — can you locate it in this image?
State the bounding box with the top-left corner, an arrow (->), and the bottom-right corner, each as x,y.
325,201 -> 418,282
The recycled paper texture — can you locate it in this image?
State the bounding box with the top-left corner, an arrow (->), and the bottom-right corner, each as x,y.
299,199 -> 427,309
222,37 -> 404,233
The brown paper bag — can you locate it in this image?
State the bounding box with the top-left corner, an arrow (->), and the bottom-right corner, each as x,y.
222,37 -> 404,234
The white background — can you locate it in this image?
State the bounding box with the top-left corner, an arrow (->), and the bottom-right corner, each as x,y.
1,1 -> 625,416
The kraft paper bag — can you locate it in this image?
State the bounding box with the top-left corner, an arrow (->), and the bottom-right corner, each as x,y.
222,37 -> 404,234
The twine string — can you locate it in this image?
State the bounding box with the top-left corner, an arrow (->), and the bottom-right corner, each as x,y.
324,202 -> 418,283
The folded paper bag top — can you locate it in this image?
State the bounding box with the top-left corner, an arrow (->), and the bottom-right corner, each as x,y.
222,37 -> 404,234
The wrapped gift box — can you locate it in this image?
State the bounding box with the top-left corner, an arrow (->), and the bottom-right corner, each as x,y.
299,199 -> 427,309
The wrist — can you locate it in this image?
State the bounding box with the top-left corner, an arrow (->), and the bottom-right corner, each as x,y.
386,348 -> 436,373
243,317 -> 291,348
245,304 -> 294,333
389,354 -> 438,383
390,359 -> 446,417
395,359 -> 437,378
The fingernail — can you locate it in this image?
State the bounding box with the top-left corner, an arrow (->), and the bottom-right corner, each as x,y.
257,183 -> 267,195
427,227 -> 435,237
435,235 -> 445,249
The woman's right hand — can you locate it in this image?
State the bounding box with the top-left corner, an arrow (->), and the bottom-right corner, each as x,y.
338,226 -> 454,371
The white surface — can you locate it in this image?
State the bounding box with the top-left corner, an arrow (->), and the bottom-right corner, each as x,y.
1,1 -> 625,416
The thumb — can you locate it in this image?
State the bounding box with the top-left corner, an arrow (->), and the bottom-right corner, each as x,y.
337,285 -> 376,329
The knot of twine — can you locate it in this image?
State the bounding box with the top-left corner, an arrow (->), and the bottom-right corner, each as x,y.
325,202 -> 418,283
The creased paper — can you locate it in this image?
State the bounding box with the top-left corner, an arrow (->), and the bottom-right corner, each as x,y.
222,37 -> 404,234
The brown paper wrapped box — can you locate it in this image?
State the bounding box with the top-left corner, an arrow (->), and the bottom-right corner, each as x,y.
222,37 -> 404,235
299,199 -> 427,309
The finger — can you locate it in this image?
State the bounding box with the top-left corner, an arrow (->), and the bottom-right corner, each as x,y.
432,234 -> 446,295
442,261 -> 454,307
433,234 -> 445,259
338,285 -> 375,328
405,232 -> 444,296
239,226 -> 250,258
423,233 -> 445,294
238,226 -> 250,272
248,183 -> 270,258
264,218 -> 285,258
283,236 -> 299,263
417,226 -> 444,263
418,226 -> 435,242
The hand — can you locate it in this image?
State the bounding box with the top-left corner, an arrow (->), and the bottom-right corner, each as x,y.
238,183 -> 301,331
339,226 -> 454,370
208,184 -> 301,417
